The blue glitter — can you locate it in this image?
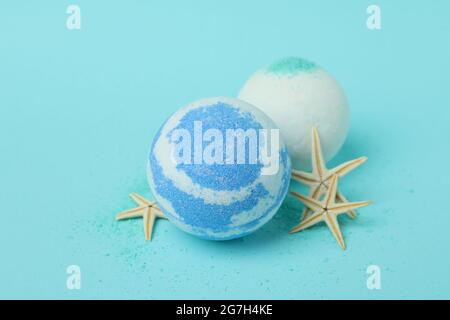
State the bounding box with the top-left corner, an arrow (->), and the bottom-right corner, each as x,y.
169,102 -> 263,191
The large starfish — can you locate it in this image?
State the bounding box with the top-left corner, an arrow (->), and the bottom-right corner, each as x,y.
116,193 -> 166,241
291,127 -> 368,221
289,175 -> 370,250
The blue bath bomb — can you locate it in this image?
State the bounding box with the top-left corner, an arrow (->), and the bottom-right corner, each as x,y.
147,97 -> 291,240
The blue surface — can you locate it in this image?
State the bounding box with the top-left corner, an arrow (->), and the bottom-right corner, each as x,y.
0,0 -> 450,299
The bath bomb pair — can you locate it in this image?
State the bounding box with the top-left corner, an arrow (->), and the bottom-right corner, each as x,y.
147,58 -> 349,240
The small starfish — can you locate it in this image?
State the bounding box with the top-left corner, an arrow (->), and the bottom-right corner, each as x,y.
116,193 -> 166,241
289,175 -> 371,250
291,127 -> 368,221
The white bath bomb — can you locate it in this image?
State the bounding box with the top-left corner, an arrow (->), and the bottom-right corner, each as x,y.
238,57 -> 349,170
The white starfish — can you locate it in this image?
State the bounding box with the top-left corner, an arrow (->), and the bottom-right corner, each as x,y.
289,175 -> 371,250
116,193 -> 166,241
291,127 -> 368,221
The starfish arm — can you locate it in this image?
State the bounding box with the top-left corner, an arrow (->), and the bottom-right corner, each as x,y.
335,191 -> 357,219
116,206 -> 145,220
130,193 -> 153,206
326,156 -> 368,180
289,210 -> 324,233
323,213 -> 346,250
290,191 -> 323,211
311,127 -> 326,178
328,201 -> 371,215
324,175 -> 339,208
143,208 -> 156,241
291,170 -> 320,186
301,185 -> 323,220
152,205 -> 166,218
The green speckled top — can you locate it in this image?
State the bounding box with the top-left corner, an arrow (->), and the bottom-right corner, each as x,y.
265,57 -> 318,76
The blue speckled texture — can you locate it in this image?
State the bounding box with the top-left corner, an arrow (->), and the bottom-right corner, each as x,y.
171,103 -> 264,191
147,99 -> 291,240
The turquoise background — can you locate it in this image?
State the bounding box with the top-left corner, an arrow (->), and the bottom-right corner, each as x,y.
1,0 -> 449,299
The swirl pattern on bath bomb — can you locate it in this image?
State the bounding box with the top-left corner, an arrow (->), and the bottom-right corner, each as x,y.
239,57 -> 349,170
147,97 -> 291,240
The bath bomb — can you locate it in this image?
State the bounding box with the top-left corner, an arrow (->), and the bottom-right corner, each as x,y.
238,57 -> 349,170
147,97 -> 291,240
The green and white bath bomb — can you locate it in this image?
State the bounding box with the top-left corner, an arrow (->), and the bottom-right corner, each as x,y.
238,57 -> 349,170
